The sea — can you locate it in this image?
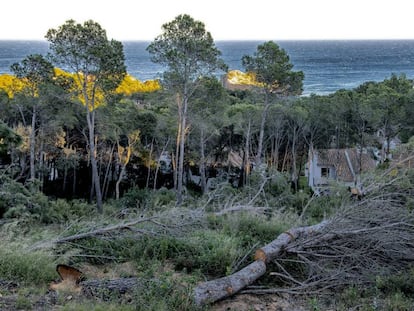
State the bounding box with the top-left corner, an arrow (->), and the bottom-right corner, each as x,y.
1,40 -> 414,96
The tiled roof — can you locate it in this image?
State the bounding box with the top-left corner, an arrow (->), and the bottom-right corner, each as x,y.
316,148 -> 376,182
391,150 -> 414,168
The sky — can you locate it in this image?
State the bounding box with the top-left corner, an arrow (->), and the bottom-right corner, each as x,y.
1,0 -> 414,41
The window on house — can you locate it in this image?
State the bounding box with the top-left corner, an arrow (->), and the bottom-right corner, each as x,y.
321,167 -> 330,177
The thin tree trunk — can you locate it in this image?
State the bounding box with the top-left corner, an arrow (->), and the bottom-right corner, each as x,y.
239,120 -> 251,187
87,109 -> 103,213
174,124 -> 180,191
255,91 -> 270,166
72,166 -> 76,196
291,125 -> 298,192
281,138 -> 290,172
199,128 -> 207,194
102,143 -> 115,200
146,138 -> 154,189
153,138 -> 170,190
38,130 -> 45,190
63,162 -> 68,193
115,165 -> 126,200
29,105 -> 36,181
177,96 -> 188,205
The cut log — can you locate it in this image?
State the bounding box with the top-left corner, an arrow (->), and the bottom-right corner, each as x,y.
194,260 -> 266,306
255,220 -> 329,263
194,220 -> 329,306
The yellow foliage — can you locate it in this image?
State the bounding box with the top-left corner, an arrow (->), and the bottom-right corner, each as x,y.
116,74 -> 161,95
226,70 -> 264,87
0,70 -> 160,107
54,68 -> 105,111
54,67 -> 73,79
0,74 -> 24,98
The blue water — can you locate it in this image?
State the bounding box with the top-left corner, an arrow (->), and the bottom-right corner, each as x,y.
1,40 -> 414,96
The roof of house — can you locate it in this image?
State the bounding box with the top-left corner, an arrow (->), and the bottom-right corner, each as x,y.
315,148 -> 377,182
391,150 -> 414,168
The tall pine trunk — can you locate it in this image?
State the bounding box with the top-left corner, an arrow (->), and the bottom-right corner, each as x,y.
199,128 -> 207,194
29,105 -> 36,181
87,109 -> 103,213
255,91 -> 270,166
176,96 -> 188,205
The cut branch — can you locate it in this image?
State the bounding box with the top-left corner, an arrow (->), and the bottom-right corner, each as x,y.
194,260 -> 266,306
194,221 -> 329,305
254,221 -> 329,263
194,168 -> 414,306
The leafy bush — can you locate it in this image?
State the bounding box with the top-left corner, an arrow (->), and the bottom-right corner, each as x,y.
112,187 -> 175,215
384,291 -> 413,311
131,275 -> 198,311
149,187 -> 176,209
173,231 -> 241,275
0,176 -> 52,222
72,228 -> 242,277
43,199 -> 96,223
0,173 -> 95,223
119,187 -> 150,209
208,213 -> 291,247
376,269 -> 414,297
0,247 -> 56,284
266,170 -> 291,196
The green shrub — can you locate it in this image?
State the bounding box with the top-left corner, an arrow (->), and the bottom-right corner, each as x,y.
73,228 -> 242,278
0,175 -> 34,218
339,286 -> 363,308
149,187 -> 176,209
173,231 -> 241,276
384,291 -> 413,311
131,276 -> 198,311
209,213 -> 291,247
119,187 -> 150,209
15,293 -> 33,310
115,187 -> 177,211
266,171 -> 291,196
43,199 -> 96,223
304,193 -> 346,221
0,175 -> 94,224
234,214 -> 288,245
376,269 -> 414,297
0,247 -> 56,284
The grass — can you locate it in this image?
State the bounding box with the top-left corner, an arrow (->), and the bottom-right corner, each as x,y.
0,246 -> 56,285
1,172 -> 414,310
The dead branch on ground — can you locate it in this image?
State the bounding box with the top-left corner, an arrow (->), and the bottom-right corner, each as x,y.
194,165 -> 414,305
29,208 -> 206,251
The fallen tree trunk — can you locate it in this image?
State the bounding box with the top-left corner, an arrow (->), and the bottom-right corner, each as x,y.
254,221 -> 329,263
194,260 -> 266,306
194,221 -> 329,306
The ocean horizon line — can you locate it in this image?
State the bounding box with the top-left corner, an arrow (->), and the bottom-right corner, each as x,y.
2,38 -> 414,42
2,40 -> 414,95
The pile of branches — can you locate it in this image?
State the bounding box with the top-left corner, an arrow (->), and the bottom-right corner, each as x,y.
247,164 -> 414,296
266,195 -> 414,295
195,162 -> 414,305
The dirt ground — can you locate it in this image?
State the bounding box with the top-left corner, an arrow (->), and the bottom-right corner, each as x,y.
0,262 -> 314,311
211,293 -> 310,311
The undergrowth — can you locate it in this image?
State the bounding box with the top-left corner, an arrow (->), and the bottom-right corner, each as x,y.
1,167 -> 413,310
